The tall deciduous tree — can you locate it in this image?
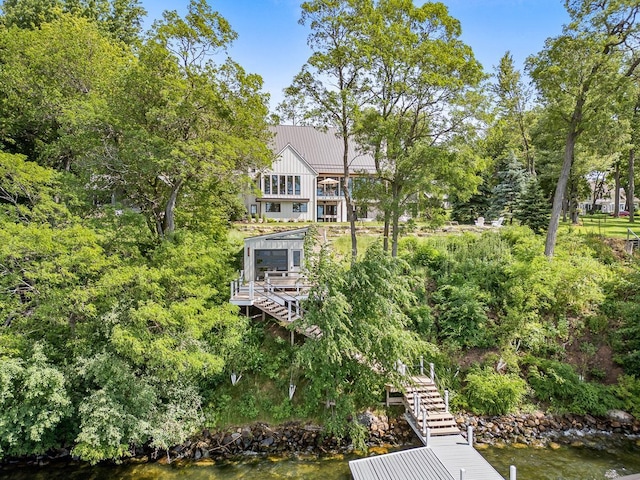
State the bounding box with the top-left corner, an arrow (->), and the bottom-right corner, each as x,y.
0,15 -> 130,170
285,0 -> 371,261
98,0 -> 271,237
527,0 -> 640,257
353,0 -> 485,256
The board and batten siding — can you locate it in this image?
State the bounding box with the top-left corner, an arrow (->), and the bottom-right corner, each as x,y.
243,231 -> 306,281
253,146 -> 317,222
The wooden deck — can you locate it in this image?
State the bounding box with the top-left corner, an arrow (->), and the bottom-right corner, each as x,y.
349,436 -> 505,480
229,276 -> 321,338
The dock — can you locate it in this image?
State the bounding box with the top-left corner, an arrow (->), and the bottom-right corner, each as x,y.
351,368 -> 507,480
350,435 -> 505,480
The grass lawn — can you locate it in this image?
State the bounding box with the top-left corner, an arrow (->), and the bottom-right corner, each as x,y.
566,214 -> 640,239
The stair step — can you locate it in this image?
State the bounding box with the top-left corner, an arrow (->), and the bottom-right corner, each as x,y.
430,426 -> 462,436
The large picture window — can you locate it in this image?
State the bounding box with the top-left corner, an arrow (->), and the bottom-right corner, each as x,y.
265,202 -> 281,212
263,175 -> 302,196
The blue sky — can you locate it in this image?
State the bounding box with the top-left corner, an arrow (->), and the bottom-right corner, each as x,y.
141,0 -> 570,109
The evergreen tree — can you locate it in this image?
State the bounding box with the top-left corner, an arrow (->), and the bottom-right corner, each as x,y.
515,177 -> 550,234
450,182 -> 492,224
488,153 -> 527,223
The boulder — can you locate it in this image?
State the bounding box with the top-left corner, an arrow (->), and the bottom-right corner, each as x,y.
607,410 -> 635,424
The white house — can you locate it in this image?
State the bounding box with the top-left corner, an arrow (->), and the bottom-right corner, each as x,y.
244,125 -> 377,222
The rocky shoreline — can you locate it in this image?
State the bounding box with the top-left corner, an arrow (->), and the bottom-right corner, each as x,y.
2,410 -> 639,468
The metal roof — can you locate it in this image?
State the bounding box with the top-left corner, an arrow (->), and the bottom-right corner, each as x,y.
349,436 -> 505,480
350,447 -> 454,480
269,125 -> 376,175
243,227 -> 309,242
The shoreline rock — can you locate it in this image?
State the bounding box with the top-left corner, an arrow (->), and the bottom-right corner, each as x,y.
2,410 -> 638,469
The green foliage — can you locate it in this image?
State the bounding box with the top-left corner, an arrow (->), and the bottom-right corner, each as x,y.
514,177 -> 550,234
611,375 -> 640,419
463,368 -> 527,415
433,284 -> 490,348
295,242 -> 436,442
0,344 -> 71,457
0,0 -> 146,45
488,153 -> 527,223
525,358 -> 617,415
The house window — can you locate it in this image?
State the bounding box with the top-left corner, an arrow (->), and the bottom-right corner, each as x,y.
262,175 -> 302,196
292,250 -> 302,267
265,202 -> 281,212
293,202 -> 308,213
250,204 -> 258,215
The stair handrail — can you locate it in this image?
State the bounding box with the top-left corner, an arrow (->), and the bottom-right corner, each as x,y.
627,228 -> 640,243
259,282 -> 307,323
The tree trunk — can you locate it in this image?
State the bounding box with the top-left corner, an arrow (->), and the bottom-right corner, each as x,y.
391,184 -> 402,257
614,163 -> 620,216
545,125 -> 579,257
570,181 -> 579,224
591,172 -> 604,213
391,210 -> 400,257
340,134 -> 357,262
383,209 -> 390,252
161,178 -> 184,237
630,148 -> 635,223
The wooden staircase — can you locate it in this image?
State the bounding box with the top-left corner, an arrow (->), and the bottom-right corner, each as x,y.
403,375 -> 460,436
254,297 -> 322,339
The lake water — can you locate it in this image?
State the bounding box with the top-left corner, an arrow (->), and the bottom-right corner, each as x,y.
2,438 -> 639,479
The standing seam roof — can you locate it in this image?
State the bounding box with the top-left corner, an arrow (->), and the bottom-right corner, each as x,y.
269,125 -> 376,174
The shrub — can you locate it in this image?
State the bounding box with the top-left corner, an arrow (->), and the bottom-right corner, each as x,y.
611,375 -> 640,419
463,368 -> 527,415
433,284 -> 491,348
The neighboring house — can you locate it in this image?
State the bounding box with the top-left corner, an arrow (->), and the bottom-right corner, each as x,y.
580,181 -> 637,214
243,125 -> 377,222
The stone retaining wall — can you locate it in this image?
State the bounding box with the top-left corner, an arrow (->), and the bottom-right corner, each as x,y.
3,410 -> 638,467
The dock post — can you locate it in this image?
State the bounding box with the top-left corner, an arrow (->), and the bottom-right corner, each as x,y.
445,389 -> 449,413
421,410 -> 427,436
429,363 -> 435,382
459,468 -> 465,480
467,426 -> 474,446
249,281 -> 254,301
413,392 -> 419,417
420,356 -> 424,375
510,465 -> 517,480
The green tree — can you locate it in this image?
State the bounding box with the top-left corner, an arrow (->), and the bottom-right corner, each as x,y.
354,0 -> 485,256
0,0 -> 146,44
98,0 -> 271,237
285,0 -> 371,261
0,14 -> 130,170
488,153 -> 527,224
295,242 -> 434,444
492,52 -> 535,174
515,176 -> 550,234
0,344 -> 71,457
527,0 -> 640,257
